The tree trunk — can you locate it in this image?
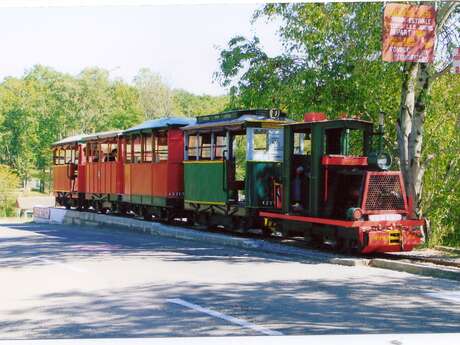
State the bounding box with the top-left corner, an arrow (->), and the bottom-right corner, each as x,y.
409,63 -> 432,217
397,61 -> 434,218
397,62 -> 419,210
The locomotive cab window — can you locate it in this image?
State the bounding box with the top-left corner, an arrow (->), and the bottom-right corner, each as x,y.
343,128 -> 364,156
291,130 -> 312,211
246,127 -> 283,162
293,132 -> 312,155
324,128 -> 364,156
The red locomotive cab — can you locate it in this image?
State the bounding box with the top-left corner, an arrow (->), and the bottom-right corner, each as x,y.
51,134 -> 87,209
260,116 -> 425,254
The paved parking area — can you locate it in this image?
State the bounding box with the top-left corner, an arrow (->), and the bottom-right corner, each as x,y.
1,221 -> 459,339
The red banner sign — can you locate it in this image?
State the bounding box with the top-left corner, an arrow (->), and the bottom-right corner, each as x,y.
454,48 -> 460,74
382,3 -> 436,63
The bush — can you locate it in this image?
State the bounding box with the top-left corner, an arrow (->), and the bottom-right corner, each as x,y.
0,165 -> 20,217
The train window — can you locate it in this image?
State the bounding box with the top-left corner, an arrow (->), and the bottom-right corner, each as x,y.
143,134 -> 153,163
293,132 -> 311,155
125,137 -> 133,163
102,143 -> 117,162
74,147 -> 79,164
156,132 -> 168,161
88,143 -> 100,163
324,128 -> 342,155
247,127 -> 283,162
214,134 -> 226,159
133,136 -> 142,163
85,145 -> 90,163
344,129 -> 364,156
101,144 -> 110,162
54,149 -> 65,165
65,149 -> 73,164
200,134 -> 211,159
233,134 -> 247,180
186,134 -> 198,160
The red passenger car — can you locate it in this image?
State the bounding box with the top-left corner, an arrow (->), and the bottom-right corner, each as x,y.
119,118 -> 194,220
81,130 -> 123,211
52,134 -> 87,208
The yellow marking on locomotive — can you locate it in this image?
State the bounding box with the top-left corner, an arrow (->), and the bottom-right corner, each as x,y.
388,230 -> 401,245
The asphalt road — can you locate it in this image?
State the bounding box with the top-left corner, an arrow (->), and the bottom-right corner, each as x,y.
0,220 -> 459,340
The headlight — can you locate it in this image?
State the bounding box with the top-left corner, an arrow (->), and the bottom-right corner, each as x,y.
369,152 -> 392,171
346,207 -> 363,220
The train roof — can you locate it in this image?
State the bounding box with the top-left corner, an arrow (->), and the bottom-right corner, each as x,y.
285,118 -> 373,130
81,130 -> 123,142
183,109 -> 288,131
52,134 -> 88,147
123,117 -> 195,135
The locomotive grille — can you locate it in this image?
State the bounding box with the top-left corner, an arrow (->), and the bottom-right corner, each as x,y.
364,174 -> 405,211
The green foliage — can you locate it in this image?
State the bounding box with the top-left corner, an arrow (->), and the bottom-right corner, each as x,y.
133,68 -> 229,118
0,165 -> 20,217
423,74 -> 460,246
0,65 -> 228,191
217,3 -> 402,121
172,89 -> 228,116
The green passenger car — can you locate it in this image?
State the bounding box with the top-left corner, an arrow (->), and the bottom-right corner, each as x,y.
181,109 -> 289,228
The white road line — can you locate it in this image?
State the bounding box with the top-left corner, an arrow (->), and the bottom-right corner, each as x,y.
426,291 -> 460,303
39,258 -> 87,273
166,298 -> 283,336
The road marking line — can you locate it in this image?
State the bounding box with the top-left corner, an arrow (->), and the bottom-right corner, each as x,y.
166,298 -> 283,336
426,291 -> 460,303
39,258 -> 87,273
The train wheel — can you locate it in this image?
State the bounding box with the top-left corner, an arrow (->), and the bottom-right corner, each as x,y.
143,207 -> 152,221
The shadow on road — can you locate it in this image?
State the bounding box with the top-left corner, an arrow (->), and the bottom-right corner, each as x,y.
1,222 -> 459,339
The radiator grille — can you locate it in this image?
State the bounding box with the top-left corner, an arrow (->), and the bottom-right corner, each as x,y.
364,174 -> 405,211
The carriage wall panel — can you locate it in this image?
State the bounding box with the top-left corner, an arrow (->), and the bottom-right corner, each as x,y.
129,163 -> 153,196
152,161 -> 168,197
53,166 -> 71,192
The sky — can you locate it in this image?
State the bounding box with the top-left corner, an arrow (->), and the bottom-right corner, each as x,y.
0,3 -> 283,95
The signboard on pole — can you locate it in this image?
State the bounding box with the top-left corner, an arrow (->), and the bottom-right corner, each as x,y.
454,48 -> 460,74
382,3 -> 436,63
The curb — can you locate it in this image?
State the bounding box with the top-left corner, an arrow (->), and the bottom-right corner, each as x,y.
63,209 -> 339,263
434,245 -> 460,255
368,258 -> 460,281
34,207 -> 460,281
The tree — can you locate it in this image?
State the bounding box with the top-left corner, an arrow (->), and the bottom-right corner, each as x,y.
172,89 -> 228,116
422,73 -> 460,245
0,77 -> 39,185
134,68 -> 173,118
396,2 -> 459,218
0,165 -> 20,216
0,65 -> 145,191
